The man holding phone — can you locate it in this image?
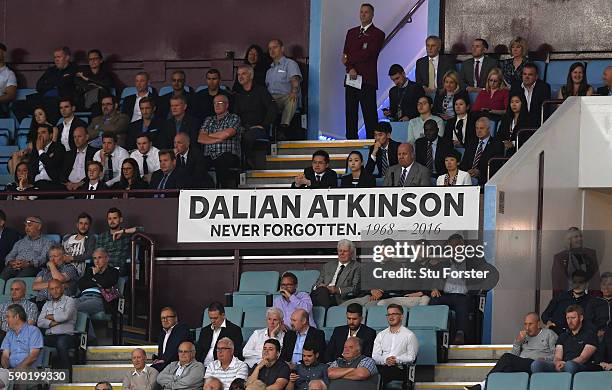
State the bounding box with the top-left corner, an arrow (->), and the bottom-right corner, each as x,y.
273,272 -> 317,328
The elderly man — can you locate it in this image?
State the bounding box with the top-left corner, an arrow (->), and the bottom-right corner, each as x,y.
326,303 -> 376,362
243,307 -> 286,368
203,377 -> 223,390
415,36 -> 456,94
0,280 -> 38,343
248,339 -> 290,390
0,304 -> 43,369
274,272 -> 316,328
37,279 -> 76,369
328,338 -> 378,386
1,216 -> 53,280
88,94 -> 130,148
287,343 -> 329,390
197,302 -> 243,366
266,39 -> 302,135
157,341 -> 205,390
205,337 -> 249,389
152,306 -> 192,372
465,312 -> 557,390
383,143 -> 431,187
372,304 -> 418,387
173,132 -> 212,188
33,245 -> 79,308
308,380 -> 327,390
459,117 -> 504,185
281,309 -> 326,364
122,348 -> 159,390
198,94 -> 242,188
311,240 -> 361,308
596,66 -> 612,96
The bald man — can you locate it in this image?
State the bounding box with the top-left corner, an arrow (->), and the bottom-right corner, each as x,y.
122,348 -> 158,390
596,66 -> 612,96
281,309 -> 326,364
157,341 -> 204,390
382,143 -> 431,187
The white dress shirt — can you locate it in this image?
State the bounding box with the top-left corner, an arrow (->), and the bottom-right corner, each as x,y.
436,170 -> 472,186
372,326 -> 419,364
130,146 -> 160,176
60,117 -> 74,151
93,145 -> 129,186
242,328 -> 285,367
162,324 -> 176,354
68,146 -> 88,183
205,356 -> 249,390
454,114 -> 468,144
521,82 -> 535,111
35,143 -> 52,182
204,320 -> 227,366
131,93 -> 150,122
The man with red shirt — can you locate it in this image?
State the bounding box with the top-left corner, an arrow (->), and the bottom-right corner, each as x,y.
342,3 -> 385,140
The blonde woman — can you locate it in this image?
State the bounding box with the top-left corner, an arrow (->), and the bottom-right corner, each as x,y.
500,37 -> 529,85
471,68 -> 509,115
433,70 -> 470,120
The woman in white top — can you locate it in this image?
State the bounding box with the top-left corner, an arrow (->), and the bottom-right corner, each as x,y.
436,150 -> 472,186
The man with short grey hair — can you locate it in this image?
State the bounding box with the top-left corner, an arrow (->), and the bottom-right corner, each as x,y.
122,348 -> 158,390
1,216 -> 53,280
243,308 -> 285,368
0,280 -> 38,343
157,341 -> 205,390
459,116 -> 504,185
308,379 -> 327,390
266,39 -> 302,134
311,240 -> 361,308
205,337 -> 248,389
203,377 -> 223,390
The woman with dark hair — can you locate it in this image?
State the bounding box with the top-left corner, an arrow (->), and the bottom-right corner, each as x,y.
9,106 -> 59,175
558,62 -> 593,99
229,378 -> 246,390
497,93 -> 530,156
233,44 -> 270,91
436,149 -> 471,186
433,70 -> 470,120
111,158 -> 148,192
341,150 -> 376,188
5,161 -> 38,200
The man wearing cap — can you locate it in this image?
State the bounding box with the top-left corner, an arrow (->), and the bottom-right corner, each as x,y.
1,217 -> 53,280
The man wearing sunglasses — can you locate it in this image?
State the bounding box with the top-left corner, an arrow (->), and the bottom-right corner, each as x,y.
1,217 -> 53,281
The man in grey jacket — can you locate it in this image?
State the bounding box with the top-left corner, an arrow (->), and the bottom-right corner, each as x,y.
383,143 -> 431,187
464,312 -> 557,390
157,341 -> 204,390
311,240 -> 361,308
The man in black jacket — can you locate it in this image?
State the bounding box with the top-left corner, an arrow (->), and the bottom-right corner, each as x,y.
77,161 -> 109,199
28,124 -> 66,189
36,47 -> 78,103
173,132 -> 213,188
61,126 -> 98,191
151,306 -> 192,372
365,122 -> 400,178
459,117 -> 504,185
157,70 -> 194,120
281,309 -> 326,364
326,303 -> 376,362
0,210 -> 20,273
510,63 -> 551,126
415,36 -> 456,94
125,98 -> 166,150
292,150 -> 338,189
415,119 -> 453,179
121,71 -> 158,123
585,272 -> 612,339
196,302 -> 243,366
149,150 -> 190,194
161,95 -> 201,149
542,270 -> 593,335
384,64 -> 424,121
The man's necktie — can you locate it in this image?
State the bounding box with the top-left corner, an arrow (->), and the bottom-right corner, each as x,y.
359,27 -> 365,38
337,264 -> 346,279
474,60 -> 481,87
428,58 -> 436,90
426,142 -> 434,171
455,119 -> 464,144
155,174 -> 169,199
379,147 -> 389,176
398,168 -> 408,187
473,140 -> 484,169
105,154 -> 113,181
181,155 -> 186,167
142,154 -> 148,175
88,185 -> 94,200
316,174 -> 322,183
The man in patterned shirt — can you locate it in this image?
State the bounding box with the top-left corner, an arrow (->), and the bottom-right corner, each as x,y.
0,280 -> 38,343
1,216 -> 53,281
328,337 -> 378,387
96,207 -> 143,276
198,94 -> 242,188
32,245 -> 79,309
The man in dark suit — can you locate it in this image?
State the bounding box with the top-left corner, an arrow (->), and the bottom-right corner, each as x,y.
61,126 -> 98,190
157,70 -> 194,120
510,63 -> 552,126
292,150 -> 338,189
596,66 -> 612,96
149,150 -> 190,194
365,122 -> 400,177
191,69 -> 231,123
383,64 -> 424,121
57,98 -> 88,152
162,95 -> 201,149
311,240 -> 361,308
0,210 -> 21,273
459,39 -> 498,92
121,71 -> 158,123
280,309 -> 326,363
343,3 -> 385,139
459,116 -> 504,185
151,306 -> 192,372
196,302 -> 243,365
125,97 -> 166,150
173,132 -> 214,188
77,161 -> 109,199
382,143 -> 431,187
415,119 -> 453,179
28,124 -> 66,189
415,35 -> 456,94
326,303 -> 376,362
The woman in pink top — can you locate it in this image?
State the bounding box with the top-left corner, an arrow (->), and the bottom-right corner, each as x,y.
471,68 -> 509,116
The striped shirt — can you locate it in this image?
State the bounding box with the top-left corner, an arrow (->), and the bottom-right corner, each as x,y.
35,263 -> 79,301
0,299 -> 39,332
200,113 -> 242,159
5,235 -> 53,267
204,356 -> 249,390
329,355 -> 378,375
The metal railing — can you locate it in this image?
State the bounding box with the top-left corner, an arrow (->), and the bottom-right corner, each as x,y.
0,188 -> 181,199
382,0 -> 427,50
541,99 -> 564,125
130,233 -> 156,342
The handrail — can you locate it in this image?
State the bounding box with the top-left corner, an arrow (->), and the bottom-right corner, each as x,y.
0,188 -> 180,198
130,232 -> 156,342
515,128 -> 538,151
487,157 -> 510,180
541,99 -> 564,124
382,0 -> 427,50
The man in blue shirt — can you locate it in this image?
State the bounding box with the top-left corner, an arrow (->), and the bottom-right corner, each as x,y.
287,343 -> 329,390
0,304 -> 43,369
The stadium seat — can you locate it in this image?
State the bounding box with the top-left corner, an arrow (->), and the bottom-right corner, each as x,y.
587,60 -> 610,89
407,305 -> 449,330
242,307 -> 268,328
0,118 -> 16,141
120,87 -> 138,99
529,372 -> 572,390
284,269 -> 320,292
325,306 -> 350,328
312,306 -> 326,328
16,88 -> 36,101
44,234 -> 62,244
47,311 -> 89,364
410,305 -> 450,364
573,372 -> 612,390
202,306 -> 243,327
230,271 -> 279,307
533,60 -> 546,80
0,145 -> 17,175
366,305 -> 407,330
546,60 -> 576,92
486,372 -> 528,390
390,122 -> 409,144
5,277 -> 36,298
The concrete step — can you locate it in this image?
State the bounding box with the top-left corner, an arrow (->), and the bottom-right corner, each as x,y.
448,344 -> 512,361
434,362 -> 494,382
263,154 -> 348,169
416,383 -> 479,390
72,364 -> 133,383
52,384 -> 122,390
275,139 -> 374,156
243,169 -> 346,186
86,345 -> 157,361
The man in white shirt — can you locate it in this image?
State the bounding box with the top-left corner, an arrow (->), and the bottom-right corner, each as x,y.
243,307 -> 285,368
122,348 -> 158,390
29,124 -> 66,188
123,72 -> 153,123
0,43 -> 17,117
205,337 -> 249,389
130,134 -> 159,182
93,131 -> 129,186
62,126 -> 98,191
372,304 -> 418,387
406,96 -> 445,145
58,98 -> 87,152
